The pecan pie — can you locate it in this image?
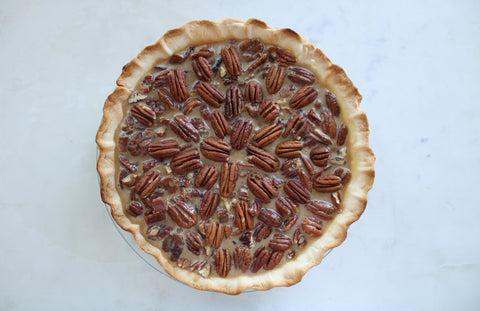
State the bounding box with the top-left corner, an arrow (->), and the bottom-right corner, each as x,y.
96,18 -> 375,294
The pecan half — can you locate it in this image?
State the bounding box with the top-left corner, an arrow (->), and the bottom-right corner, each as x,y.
313,174 -> 343,193
275,196 -> 298,217
200,137 -> 232,162
253,222 -> 273,242
275,140 -> 304,158
247,173 -> 279,204
225,86 -> 245,118
210,110 -> 231,139
215,248 -> 232,277
306,200 -> 336,220
326,91 -> 340,116
289,86 -> 318,110
182,97 -> 202,115
135,170 -> 161,199
334,167 -> 352,185
321,109 -> 337,138
246,52 -> 268,73
234,201 -> 254,231
192,56 -> 214,82
168,197 -> 197,228
206,222 -> 224,248
219,162 -> 239,198
310,146 -> 330,167
199,190 -> 220,219
283,214 -> 299,231
258,99 -> 280,123
258,208 -> 283,228
302,217 -> 323,237
192,47 -> 215,59
269,234 -> 292,251
168,68 -> 189,102
244,80 -> 263,104
233,246 -> 252,273
283,114 -> 309,139
287,67 -> 316,85
194,166 -> 219,189
162,233 -> 184,261
221,46 -> 242,76
264,251 -> 284,270
252,124 -> 283,147
131,104 -> 156,126
157,87 -> 175,109
268,46 -> 296,67
251,245 -> 270,273
127,201 -> 143,217
170,149 -> 202,174
284,180 -> 311,204
307,128 -> 333,145
170,115 -> 200,143
265,64 -> 285,94
119,155 -> 137,173
299,169 -> 312,192
230,119 -> 253,150
148,139 -> 180,159
186,231 -> 204,255
337,124 -> 348,146
246,144 -> 280,173
197,81 -> 225,108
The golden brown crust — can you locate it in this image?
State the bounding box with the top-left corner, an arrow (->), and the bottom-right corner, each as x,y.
96,18 -> 375,295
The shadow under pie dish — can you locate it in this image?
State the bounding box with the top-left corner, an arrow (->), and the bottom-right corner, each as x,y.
96,18 -> 375,294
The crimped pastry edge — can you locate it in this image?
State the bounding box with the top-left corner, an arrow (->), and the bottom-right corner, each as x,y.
96,18 -> 375,295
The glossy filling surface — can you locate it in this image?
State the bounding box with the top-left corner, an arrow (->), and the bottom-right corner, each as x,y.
115,39 -> 351,278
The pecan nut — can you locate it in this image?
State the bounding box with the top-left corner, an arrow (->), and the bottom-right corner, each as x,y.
265,64 -> 285,94
182,97 -> 202,115
197,81 -> 225,108
219,162 -> 239,198
131,104 -> 156,126
186,231 -> 204,255
168,68 -> 189,102
230,119 -> 252,150
289,86 -> 318,110
210,110 -> 231,139
334,167 -> 352,185
233,246 -> 252,273
135,170 -> 161,199
302,217 -> 323,237
337,124 -> 348,146
283,214 -> 299,231
225,86 -> 245,118
306,200 -> 336,220
307,128 -> 333,145
284,180 -> 311,204
206,222 -> 224,248
326,91 -> 340,116
200,137 -> 232,162
253,222 -> 273,242
246,52 -> 268,73
244,80 -> 263,104
275,140 -> 304,158
119,155 -> 137,173
194,165 -> 219,189
275,196 -> 298,217
264,251 -> 284,270
251,245 -> 270,273
258,208 -> 283,228
247,173 -> 279,204
192,56 -> 213,82
287,66 -> 316,85
127,201 -> 143,217
148,139 -> 180,159
162,233 -> 184,261
199,190 -> 220,219
310,146 -> 330,167
157,87 -> 175,109
246,144 -> 280,173
170,115 -> 200,143
321,109 -> 337,138
170,149 -> 202,174
221,46 -> 242,76
313,174 -> 342,193
258,99 -> 280,123
269,234 -> 292,251
234,201 -> 254,231
167,197 -> 197,228
283,114 -> 309,139
215,248 -> 232,277
252,124 -> 283,147
268,46 -> 296,67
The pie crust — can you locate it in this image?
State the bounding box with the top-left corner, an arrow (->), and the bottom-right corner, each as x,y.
96,18 -> 375,294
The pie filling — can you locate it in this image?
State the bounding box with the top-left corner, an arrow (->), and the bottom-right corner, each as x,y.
116,39 -> 351,278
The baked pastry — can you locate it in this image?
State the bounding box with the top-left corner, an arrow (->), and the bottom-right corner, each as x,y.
96,18 -> 375,294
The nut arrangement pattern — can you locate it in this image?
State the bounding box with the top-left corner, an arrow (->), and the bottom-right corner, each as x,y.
115,39 -> 352,278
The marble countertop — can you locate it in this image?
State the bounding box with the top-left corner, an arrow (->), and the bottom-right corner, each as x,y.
1,0 -> 479,310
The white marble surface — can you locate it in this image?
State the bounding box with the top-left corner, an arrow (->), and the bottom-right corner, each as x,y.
1,0 -> 479,310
